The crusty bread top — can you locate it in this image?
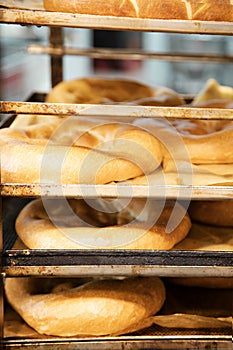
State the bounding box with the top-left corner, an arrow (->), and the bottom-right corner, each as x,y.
43,0 -> 233,21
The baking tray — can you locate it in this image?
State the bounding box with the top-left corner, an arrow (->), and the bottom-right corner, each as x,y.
2,197 -> 233,277
2,280 -> 232,349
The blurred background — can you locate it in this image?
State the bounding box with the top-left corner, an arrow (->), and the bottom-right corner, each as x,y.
0,24 -> 233,102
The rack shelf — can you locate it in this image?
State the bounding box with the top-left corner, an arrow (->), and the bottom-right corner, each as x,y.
1,101 -> 233,120
1,8 -> 233,35
1,183 -> 233,199
3,249 -> 233,277
2,336 -> 232,350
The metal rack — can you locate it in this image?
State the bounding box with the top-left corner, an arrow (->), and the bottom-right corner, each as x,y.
0,3 -> 233,349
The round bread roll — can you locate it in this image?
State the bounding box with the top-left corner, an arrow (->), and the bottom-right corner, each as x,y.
46,77 -> 155,104
2,115 -> 233,185
10,77 -> 185,128
15,199 -> 191,249
5,276 -> 166,336
45,77 -> 185,107
43,0 -> 233,21
189,200 -> 233,227
0,117 -> 162,184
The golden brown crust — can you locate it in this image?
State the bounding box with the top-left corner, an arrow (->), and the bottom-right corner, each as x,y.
5,276 -> 166,336
46,77 -> 155,104
2,116 -> 233,184
2,78 -> 233,185
15,199 -> 191,249
1,118 -> 162,184
189,200 -> 233,227
192,79 -> 233,105
45,77 -> 185,107
43,0 -> 233,22
43,0 -> 188,19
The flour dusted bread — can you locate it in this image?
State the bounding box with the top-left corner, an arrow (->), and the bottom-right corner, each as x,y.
5,276 -> 166,336
15,198 -> 191,249
43,0 -> 233,21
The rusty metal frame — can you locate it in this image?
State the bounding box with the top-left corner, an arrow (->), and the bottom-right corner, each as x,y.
28,44 -> 233,64
3,250 -> 233,278
1,8 -> 233,35
49,27 -> 64,87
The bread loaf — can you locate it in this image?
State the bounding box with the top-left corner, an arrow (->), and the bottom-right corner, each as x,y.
43,0 -> 233,22
15,198 -> 191,249
1,118 -> 162,184
5,276 -> 166,336
45,77 -> 185,107
189,200 -> 233,227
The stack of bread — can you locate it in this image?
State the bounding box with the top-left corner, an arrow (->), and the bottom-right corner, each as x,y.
3,76 -> 233,338
1,78 -> 233,187
5,276 -> 166,337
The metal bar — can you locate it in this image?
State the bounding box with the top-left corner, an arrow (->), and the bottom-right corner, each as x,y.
49,27 -> 63,87
3,250 -> 233,277
28,44 -> 233,63
2,338 -> 232,350
1,101 -> 233,120
4,249 -> 233,265
1,184 -> 233,199
3,265 -> 233,278
0,197 -> 4,344
0,9 -> 233,35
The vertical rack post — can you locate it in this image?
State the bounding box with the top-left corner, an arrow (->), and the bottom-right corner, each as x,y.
49,27 -> 64,87
0,196 -> 4,344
